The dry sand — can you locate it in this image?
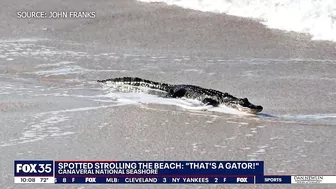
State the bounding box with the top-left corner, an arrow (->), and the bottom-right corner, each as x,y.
0,0 -> 336,188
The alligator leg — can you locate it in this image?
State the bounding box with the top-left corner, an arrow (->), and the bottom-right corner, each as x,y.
171,88 -> 187,98
164,88 -> 186,98
202,98 -> 219,107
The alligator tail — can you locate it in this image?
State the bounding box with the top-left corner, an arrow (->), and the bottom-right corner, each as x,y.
97,77 -> 173,92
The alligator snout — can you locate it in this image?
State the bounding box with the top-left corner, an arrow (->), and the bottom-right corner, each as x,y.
255,105 -> 263,113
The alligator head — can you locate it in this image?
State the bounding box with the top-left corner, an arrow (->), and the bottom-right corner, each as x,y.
228,98 -> 263,114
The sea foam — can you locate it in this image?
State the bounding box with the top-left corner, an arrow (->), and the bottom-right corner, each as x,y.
138,0 -> 336,42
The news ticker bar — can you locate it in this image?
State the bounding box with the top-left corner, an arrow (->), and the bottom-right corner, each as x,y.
14,176 -> 336,184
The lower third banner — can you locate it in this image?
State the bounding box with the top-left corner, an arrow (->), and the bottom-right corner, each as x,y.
14,160 -> 336,184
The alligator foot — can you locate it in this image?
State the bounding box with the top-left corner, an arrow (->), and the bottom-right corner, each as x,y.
202,98 -> 219,107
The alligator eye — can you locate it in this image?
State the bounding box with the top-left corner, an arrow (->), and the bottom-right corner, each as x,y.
239,98 -> 248,105
239,99 -> 245,105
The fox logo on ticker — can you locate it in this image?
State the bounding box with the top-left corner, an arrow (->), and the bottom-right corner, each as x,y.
14,160 -> 54,177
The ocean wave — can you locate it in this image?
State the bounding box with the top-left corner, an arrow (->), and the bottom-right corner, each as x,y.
138,0 -> 336,42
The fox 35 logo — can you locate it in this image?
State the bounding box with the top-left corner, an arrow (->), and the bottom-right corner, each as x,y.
14,160 -> 53,176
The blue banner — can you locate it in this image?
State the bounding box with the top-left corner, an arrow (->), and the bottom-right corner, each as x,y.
55,161 -> 264,176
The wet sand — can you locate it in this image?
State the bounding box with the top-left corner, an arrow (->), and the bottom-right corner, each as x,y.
1,0 -> 336,188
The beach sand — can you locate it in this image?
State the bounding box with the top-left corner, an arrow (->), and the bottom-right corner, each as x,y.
0,0 -> 336,188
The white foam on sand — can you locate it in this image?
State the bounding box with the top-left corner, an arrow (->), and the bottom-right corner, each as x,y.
0,38 -> 92,63
0,103 -> 135,147
1,114 -> 71,147
35,65 -> 89,76
139,0 -> 336,42
0,38 -> 47,43
36,61 -> 75,68
282,113 -> 336,122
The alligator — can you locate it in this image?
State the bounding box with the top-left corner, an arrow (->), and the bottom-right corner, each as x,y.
97,77 -> 263,114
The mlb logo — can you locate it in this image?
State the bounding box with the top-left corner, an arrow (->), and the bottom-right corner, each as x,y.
14,160 -> 53,177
